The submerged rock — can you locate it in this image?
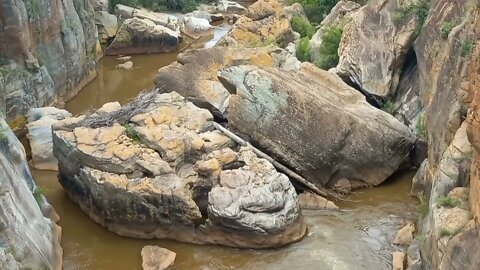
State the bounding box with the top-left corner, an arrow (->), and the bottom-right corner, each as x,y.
26,107 -> 71,170
141,246 -> 176,270
106,18 -> 182,55
52,92 -> 306,248
0,116 -> 62,269
115,61 -> 134,70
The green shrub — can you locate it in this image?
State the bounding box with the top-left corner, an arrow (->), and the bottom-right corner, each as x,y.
393,0 -> 430,35
417,192 -> 428,218
32,186 -> 45,206
461,40 -> 473,57
440,21 -> 454,39
288,0 -> 338,24
437,195 -> 461,208
382,100 -> 396,114
296,37 -> 311,62
416,114 -> 426,138
315,24 -> 343,70
291,15 -> 316,38
439,227 -> 461,238
109,0 -> 196,13
123,123 -> 143,144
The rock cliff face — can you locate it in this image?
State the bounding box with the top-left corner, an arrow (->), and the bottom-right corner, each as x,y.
0,116 -> 62,269
0,0 -> 98,127
408,0 -> 480,269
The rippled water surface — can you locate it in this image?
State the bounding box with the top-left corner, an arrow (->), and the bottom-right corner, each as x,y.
30,22 -> 417,270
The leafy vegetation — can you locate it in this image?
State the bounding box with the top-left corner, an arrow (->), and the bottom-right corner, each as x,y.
392,0 -> 430,35
439,227 -> 461,238
0,126 -> 8,143
416,114 -> 426,138
32,186 -> 45,206
437,195 -> 461,208
123,123 -> 143,144
440,21 -> 454,39
296,37 -> 311,62
315,24 -> 343,70
291,15 -> 316,38
461,40 -> 473,57
109,0 -> 197,13
381,100 -> 396,115
417,192 -> 429,218
287,0 -> 367,24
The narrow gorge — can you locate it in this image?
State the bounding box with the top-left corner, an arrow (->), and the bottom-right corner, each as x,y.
0,0 -> 479,269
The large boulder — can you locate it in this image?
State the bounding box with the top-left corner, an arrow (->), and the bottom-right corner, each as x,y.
216,0 -> 247,15
217,0 -> 293,48
0,117 -> 62,269
336,0 -> 421,99
105,17 -> 182,55
52,91 -> 306,248
184,16 -> 211,34
114,4 -> 181,31
220,63 -> 413,188
26,107 -> 71,170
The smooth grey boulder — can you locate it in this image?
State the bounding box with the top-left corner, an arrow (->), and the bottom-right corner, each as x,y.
220,63 -> 414,188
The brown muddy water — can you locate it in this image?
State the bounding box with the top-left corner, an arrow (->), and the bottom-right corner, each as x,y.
28,23 -> 417,270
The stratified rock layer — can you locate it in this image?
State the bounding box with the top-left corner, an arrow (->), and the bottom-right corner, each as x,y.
52,91 -> 306,248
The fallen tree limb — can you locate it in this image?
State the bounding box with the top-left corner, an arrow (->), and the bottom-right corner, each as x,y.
212,122 -> 341,200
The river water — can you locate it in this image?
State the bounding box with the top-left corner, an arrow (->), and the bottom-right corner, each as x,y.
29,23 -> 417,270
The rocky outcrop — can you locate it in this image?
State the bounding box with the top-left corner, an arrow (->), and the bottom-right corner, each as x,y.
0,116 -> 62,269
95,11 -> 119,46
26,107 -> 71,170
222,64 -> 413,189
105,17 -> 182,55
0,0 -> 98,127
155,46 -> 298,118
336,0 -> 421,99
52,91 -> 306,248
409,1 -> 480,269
114,4 -> 181,31
217,0 -> 293,48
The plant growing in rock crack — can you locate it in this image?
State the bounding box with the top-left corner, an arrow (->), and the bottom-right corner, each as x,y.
32,186 -> 45,207
381,100 -> 396,115
315,24 -> 343,70
392,0 -> 430,36
440,21 -> 454,39
416,114 -> 427,138
461,40 -> 473,57
417,192 -> 429,218
437,195 -> 461,208
296,37 -> 312,62
123,123 -> 143,144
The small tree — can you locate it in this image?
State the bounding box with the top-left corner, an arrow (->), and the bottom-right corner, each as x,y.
296,37 -> 311,62
315,24 -> 343,70
291,15 -> 316,38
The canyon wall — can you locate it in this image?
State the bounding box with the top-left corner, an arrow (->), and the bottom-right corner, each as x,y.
0,0 -> 98,128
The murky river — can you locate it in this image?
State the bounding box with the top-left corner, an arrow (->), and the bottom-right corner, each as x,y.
28,22 -> 417,270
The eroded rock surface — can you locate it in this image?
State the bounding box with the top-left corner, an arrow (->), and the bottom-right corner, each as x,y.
141,246 -> 176,270
52,91 -> 306,248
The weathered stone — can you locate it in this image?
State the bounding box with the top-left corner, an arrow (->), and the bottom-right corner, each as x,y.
336,0 -> 420,99
184,16 -> 211,34
106,18 -> 182,55
393,222 -> 415,246
298,192 -> 338,210
97,102 -> 121,114
52,91 -> 306,248
217,0 -> 293,48
26,107 -> 71,170
392,251 -> 405,270
216,0 -> 247,15
0,117 -> 61,269
221,63 -> 413,188
95,11 -> 119,46
141,246 -> 176,270
116,61 -> 134,70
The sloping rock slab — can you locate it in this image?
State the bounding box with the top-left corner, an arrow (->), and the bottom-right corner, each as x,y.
220,63 -> 413,188
52,91 -> 306,248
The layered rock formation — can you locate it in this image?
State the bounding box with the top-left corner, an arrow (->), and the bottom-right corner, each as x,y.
52,91 -> 306,248
0,0 -> 98,127
0,116 -> 61,269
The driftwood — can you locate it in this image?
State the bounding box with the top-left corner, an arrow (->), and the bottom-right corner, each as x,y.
212,122 -> 340,200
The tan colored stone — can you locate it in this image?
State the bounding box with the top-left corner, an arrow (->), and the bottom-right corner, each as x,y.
141,245 -> 176,270
195,158 -> 221,180
298,192 -> 338,210
393,222 -> 415,246
74,127 -> 98,145
392,251 -> 405,270
97,124 -> 125,144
